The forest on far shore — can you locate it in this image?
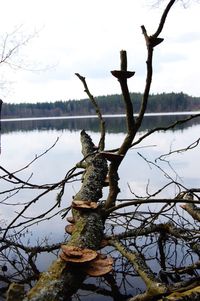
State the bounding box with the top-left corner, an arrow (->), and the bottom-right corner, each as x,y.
2,92 -> 200,119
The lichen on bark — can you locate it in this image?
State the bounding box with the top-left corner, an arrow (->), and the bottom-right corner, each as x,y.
18,130 -> 108,301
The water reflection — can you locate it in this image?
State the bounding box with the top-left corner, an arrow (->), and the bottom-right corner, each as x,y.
1,115 -> 200,300
1,114 -> 200,134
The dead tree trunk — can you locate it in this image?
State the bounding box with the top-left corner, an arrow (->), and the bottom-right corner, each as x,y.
13,130 -> 108,301
6,2 -> 200,301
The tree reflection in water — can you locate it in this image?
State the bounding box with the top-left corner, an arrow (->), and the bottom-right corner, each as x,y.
1,114 -> 200,135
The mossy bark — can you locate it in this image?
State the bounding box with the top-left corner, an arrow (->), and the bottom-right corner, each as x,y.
157,285 -> 200,301
110,239 -> 167,299
16,130 -> 108,301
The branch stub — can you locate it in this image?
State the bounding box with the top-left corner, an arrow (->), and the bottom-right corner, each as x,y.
100,151 -> 124,162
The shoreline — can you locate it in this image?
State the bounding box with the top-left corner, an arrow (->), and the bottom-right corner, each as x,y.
2,111 -> 200,122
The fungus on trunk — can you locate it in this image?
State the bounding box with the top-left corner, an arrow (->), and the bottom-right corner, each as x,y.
60,245 -> 98,263
84,254 -> 113,277
72,200 -> 98,210
65,224 -> 75,235
66,216 -> 75,223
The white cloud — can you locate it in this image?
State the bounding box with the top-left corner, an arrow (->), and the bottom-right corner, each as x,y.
0,0 -> 200,103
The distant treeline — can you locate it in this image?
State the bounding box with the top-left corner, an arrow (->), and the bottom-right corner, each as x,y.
2,92 -> 200,119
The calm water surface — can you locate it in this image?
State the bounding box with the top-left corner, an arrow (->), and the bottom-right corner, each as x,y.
0,114 -> 200,300
1,114 -> 200,232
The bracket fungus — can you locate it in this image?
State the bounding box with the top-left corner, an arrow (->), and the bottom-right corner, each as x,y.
60,245 -> 98,263
72,200 -> 98,210
66,216 -> 75,223
111,70 -> 135,80
65,224 -> 75,235
60,246 -> 113,277
84,254 -> 113,277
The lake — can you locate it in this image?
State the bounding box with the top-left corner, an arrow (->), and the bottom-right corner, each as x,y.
0,113 -> 200,300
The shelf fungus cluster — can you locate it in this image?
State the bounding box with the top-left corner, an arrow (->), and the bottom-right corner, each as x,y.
72,200 -> 98,210
60,245 -> 113,277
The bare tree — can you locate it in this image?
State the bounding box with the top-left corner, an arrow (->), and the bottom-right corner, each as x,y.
1,1 -> 200,301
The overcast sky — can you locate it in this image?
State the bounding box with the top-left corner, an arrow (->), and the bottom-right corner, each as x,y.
0,0 -> 200,103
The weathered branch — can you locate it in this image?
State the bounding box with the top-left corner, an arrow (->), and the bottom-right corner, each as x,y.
106,222 -> 190,241
105,196 -> 200,215
135,0 -> 175,131
157,285 -> 200,301
111,50 -> 136,156
181,203 -> 200,222
152,0 -> 176,38
105,50 -> 135,210
75,73 -> 106,151
19,130 -> 108,301
104,0 -> 177,212
109,239 -> 167,299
